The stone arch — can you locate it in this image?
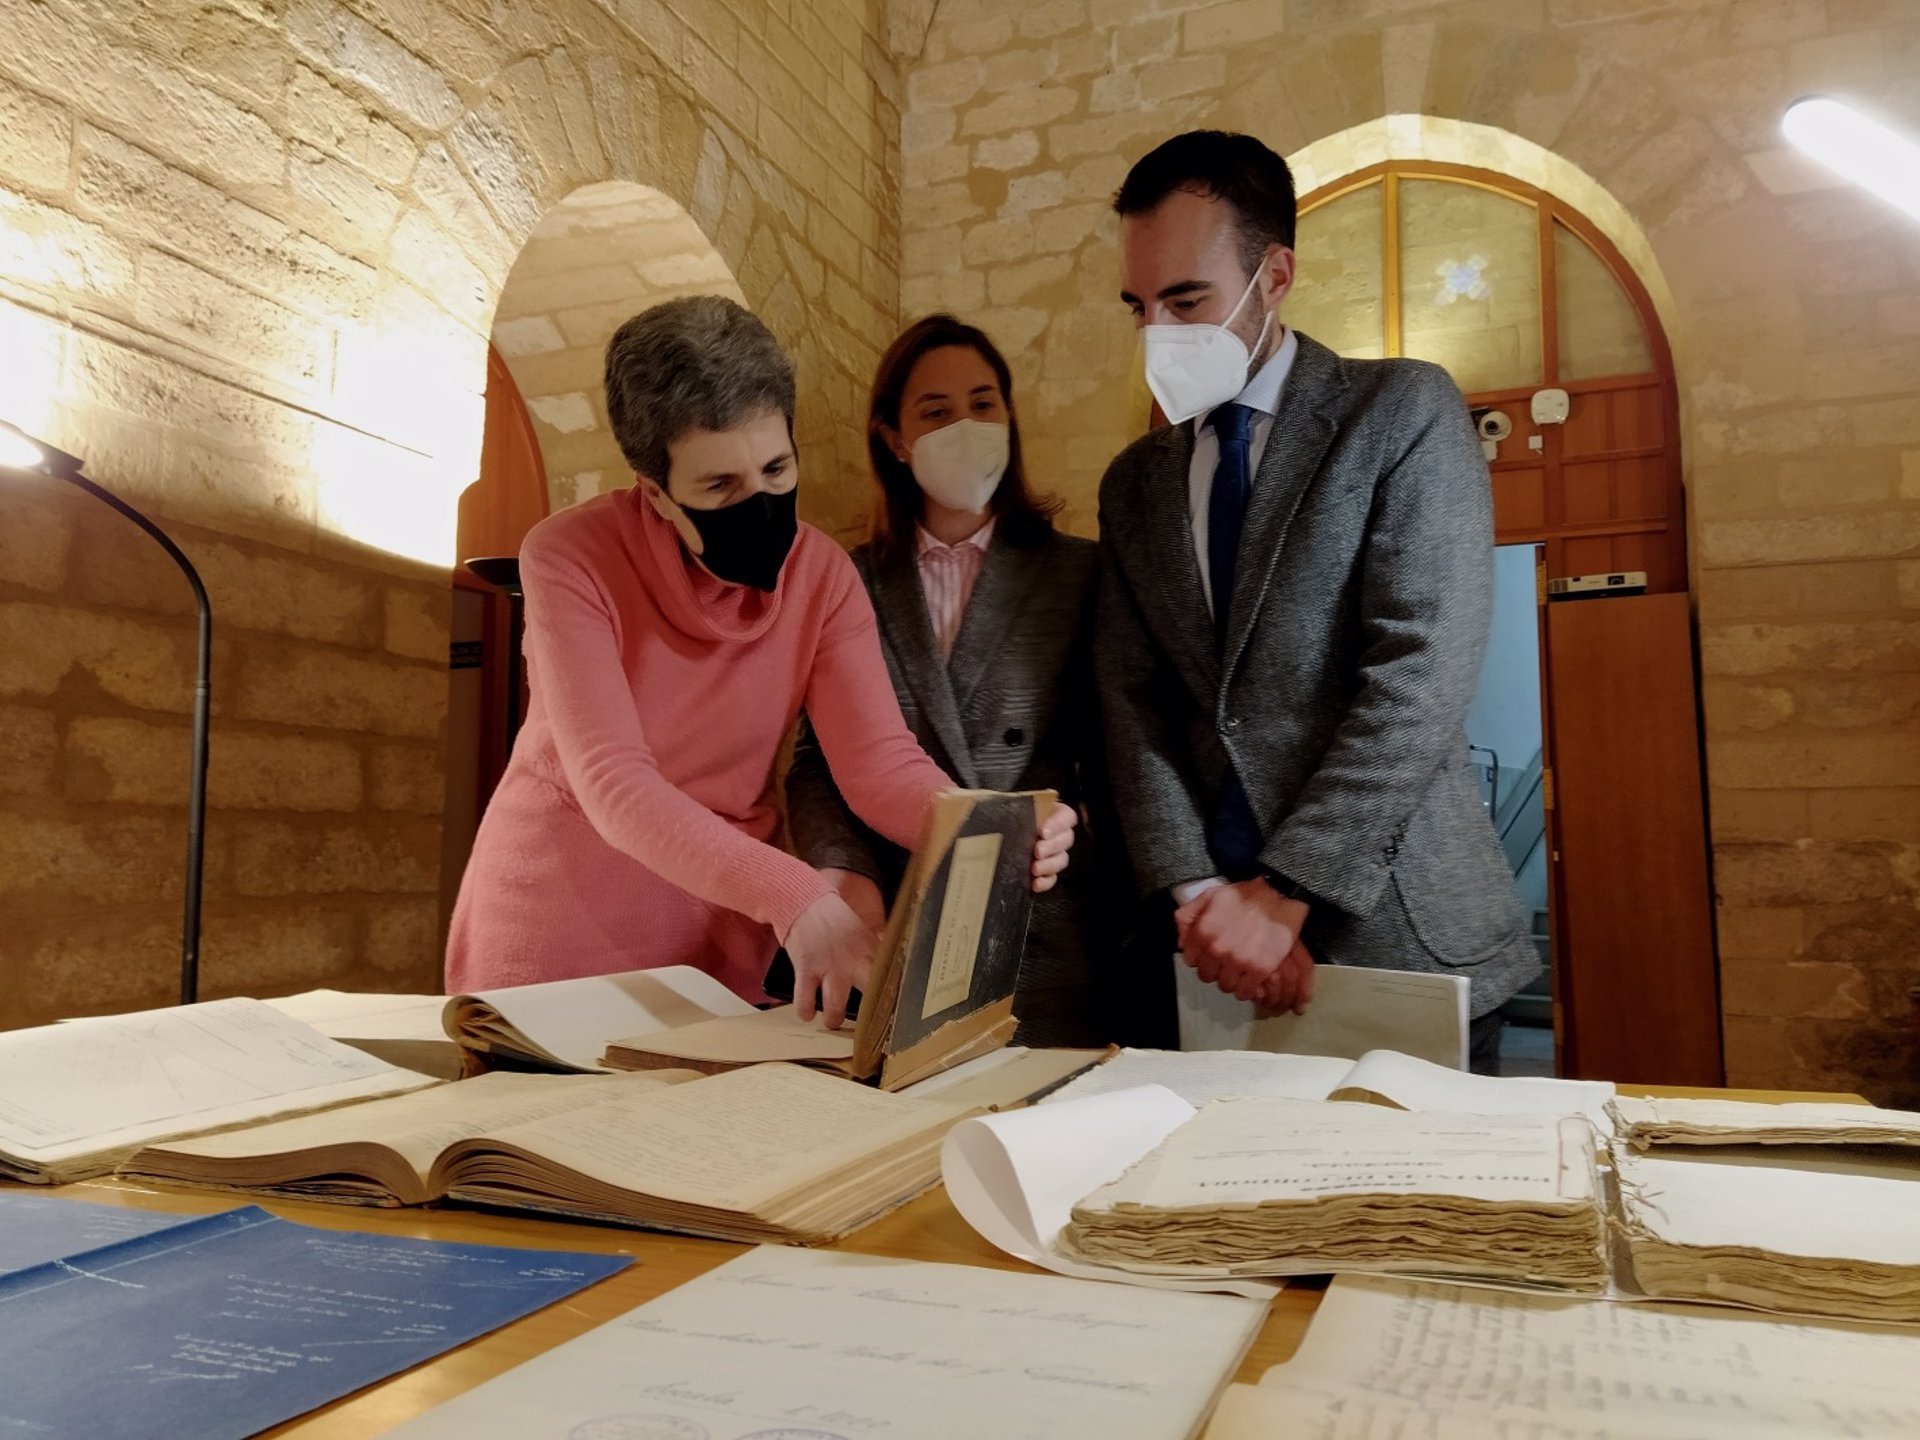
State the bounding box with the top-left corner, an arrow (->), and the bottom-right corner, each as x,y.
1283,115 -> 1682,356
489,180 -> 745,515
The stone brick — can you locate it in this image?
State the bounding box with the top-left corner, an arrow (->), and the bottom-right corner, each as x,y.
199,904 -> 360,994
4,911 -> 176,1024
1698,561 -> 1899,623
287,141 -> 407,260
385,587 -> 449,663
1902,560 -> 1920,611
285,0 -> 462,131
1701,678 -> 1795,734
0,187 -> 139,301
1701,621 -> 1920,677
286,63 -> 420,188
1711,732 -> 1920,791
1790,674 -> 1920,729
73,127 -> 377,325
0,705 -> 58,797
362,895 -> 443,980
1090,69 -> 1141,114
233,644 -> 445,739
0,809 -> 186,902
910,57 -> 984,108
960,85 -> 1079,137
0,75 -> 72,193
1809,788 -> 1920,842
0,483 -> 73,593
368,741 -> 445,814
1101,14 -> 1171,66
0,602 -> 198,712
1018,0 -> 1087,40
961,216 -> 1034,266
1138,52 -> 1226,104
975,130 -> 1041,172
988,254 -> 1073,307
1184,0 -> 1289,50
230,815 -> 442,897
135,249 -> 333,393
1715,901 -> 1806,961
1033,200 -> 1112,255
945,13 -> 1014,55
902,106 -> 957,156
493,315 -> 566,357
1720,1014 -> 1808,1090
410,142 -> 518,276
1002,170 -> 1068,216
1715,840 -> 1906,906
64,716 -> 363,812
1854,396 -> 1920,448
1721,958 -> 1872,1021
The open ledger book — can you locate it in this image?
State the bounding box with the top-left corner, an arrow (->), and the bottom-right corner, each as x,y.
123,1063 -> 973,1244
603,788 -> 1053,1089
0,999 -> 438,1183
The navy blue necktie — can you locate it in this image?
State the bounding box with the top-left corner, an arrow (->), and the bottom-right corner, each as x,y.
1206,403 -> 1257,648
1204,403 -> 1264,879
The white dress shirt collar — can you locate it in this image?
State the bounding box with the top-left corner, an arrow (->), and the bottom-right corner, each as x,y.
1195,324 -> 1300,435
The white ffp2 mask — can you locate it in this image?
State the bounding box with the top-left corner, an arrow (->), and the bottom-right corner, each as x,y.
909,419 -> 1009,513
1141,269 -> 1272,425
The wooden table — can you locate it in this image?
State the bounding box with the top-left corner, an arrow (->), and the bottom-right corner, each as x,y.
49,1083 -> 1859,1437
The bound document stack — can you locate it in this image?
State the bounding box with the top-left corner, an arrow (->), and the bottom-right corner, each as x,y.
1610,1095 -> 1920,1150
128,1063 -> 973,1245
1063,1098 -> 1607,1290
1615,1150 -> 1920,1324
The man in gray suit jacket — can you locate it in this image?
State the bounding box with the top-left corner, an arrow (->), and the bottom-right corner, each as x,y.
1096,132 -> 1539,1074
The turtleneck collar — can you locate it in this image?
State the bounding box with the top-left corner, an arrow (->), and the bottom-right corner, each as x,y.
624,486 -> 788,644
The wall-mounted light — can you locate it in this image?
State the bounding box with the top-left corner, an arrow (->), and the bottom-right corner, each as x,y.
1783,96 -> 1920,226
0,419 -> 211,1006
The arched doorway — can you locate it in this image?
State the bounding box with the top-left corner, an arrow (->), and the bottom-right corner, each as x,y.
438,182 -> 743,942
1283,160 -> 1718,1085
1289,161 -> 1684,592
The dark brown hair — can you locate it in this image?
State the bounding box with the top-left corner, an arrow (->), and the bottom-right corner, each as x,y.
867,314 -> 1061,567
1114,130 -> 1298,272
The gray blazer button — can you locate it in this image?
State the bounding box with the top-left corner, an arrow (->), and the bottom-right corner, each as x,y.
1224,716 -> 1241,733
1004,727 -> 1024,746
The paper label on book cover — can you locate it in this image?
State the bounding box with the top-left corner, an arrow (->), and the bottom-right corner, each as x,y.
921,833 -> 1002,1018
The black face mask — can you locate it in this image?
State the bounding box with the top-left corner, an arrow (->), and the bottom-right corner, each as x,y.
679,486 -> 798,592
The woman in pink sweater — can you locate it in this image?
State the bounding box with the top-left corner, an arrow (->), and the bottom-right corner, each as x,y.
446,297 -> 1074,1026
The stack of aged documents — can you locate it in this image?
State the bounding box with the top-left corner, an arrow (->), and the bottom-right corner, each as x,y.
1610,1095 -> 1920,1150
1615,1149 -> 1920,1324
1063,1097 -> 1607,1289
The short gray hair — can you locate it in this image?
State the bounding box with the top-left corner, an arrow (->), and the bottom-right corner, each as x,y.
603,295 -> 796,484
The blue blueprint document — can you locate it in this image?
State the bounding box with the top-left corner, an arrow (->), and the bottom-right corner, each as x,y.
0,1204 -> 630,1439
0,1191 -> 208,1278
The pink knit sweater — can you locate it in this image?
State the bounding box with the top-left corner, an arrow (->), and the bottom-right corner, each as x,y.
445,487 -> 952,999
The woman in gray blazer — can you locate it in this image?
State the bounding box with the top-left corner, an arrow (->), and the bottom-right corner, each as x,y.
785,314 -> 1121,1046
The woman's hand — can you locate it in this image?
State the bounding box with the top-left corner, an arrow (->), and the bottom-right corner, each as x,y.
822,867 -> 887,935
786,890 -> 880,1030
1031,801 -> 1077,893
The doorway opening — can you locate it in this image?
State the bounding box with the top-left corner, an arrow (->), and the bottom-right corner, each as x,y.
1287,159 -> 1719,1083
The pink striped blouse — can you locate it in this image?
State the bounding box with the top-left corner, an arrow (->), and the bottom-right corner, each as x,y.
916,520 -> 995,657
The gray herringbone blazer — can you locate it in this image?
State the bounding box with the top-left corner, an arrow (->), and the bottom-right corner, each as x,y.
1095,332 -> 1540,1017
786,529 -> 1109,1046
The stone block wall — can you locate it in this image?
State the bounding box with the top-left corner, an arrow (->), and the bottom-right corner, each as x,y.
898,0 -> 1920,1100
0,0 -> 908,1027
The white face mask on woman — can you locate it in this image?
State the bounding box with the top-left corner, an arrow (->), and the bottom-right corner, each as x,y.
909,418 -> 1009,513
1140,268 -> 1273,425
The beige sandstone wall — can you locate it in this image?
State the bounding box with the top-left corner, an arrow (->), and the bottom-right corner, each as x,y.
0,0 -> 905,1027
898,0 -> 1920,1100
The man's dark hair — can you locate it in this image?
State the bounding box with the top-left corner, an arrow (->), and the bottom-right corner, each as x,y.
1113,130 -> 1298,268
